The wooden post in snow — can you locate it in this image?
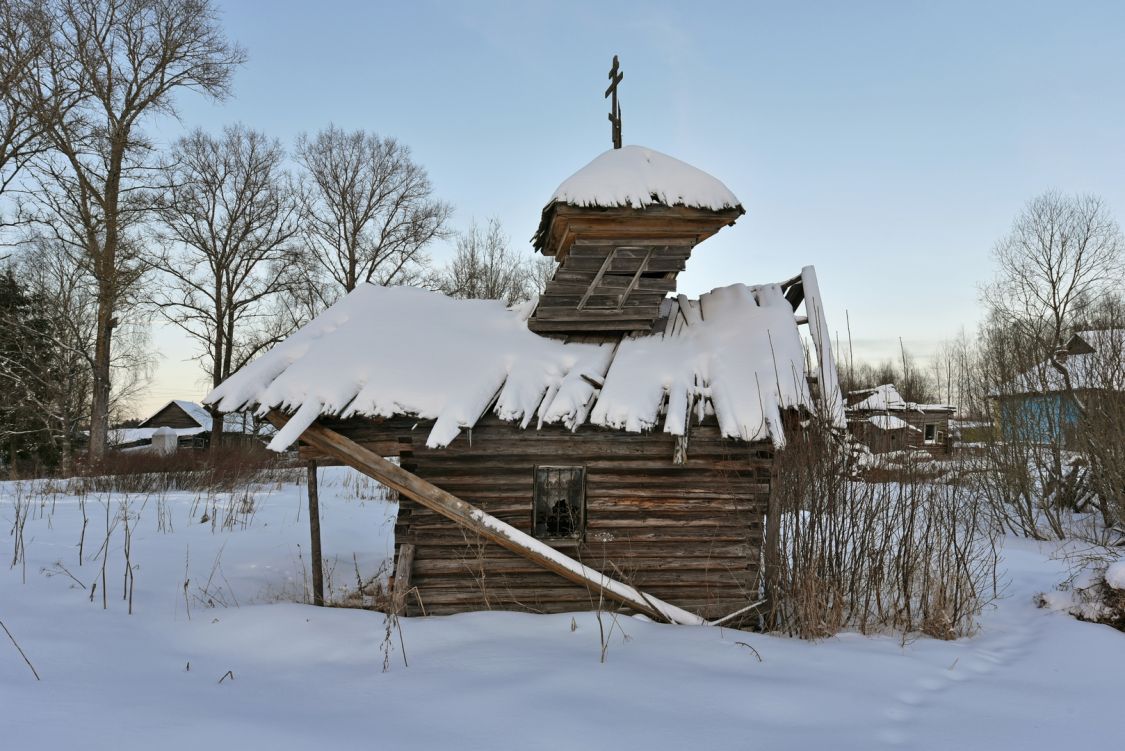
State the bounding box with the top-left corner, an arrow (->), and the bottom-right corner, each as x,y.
762,460 -> 781,629
306,459 -> 325,606
267,411 -> 705,626
391,543 -> 415,615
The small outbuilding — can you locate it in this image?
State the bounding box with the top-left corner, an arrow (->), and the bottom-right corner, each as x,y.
846,384 -> 955,456
206,144 -> 845,624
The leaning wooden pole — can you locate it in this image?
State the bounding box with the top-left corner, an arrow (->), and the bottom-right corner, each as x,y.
268,411 -> 704,626
306,459 -> 325,606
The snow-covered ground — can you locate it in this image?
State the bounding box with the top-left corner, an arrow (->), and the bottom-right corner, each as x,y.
1,467 -> 1122,750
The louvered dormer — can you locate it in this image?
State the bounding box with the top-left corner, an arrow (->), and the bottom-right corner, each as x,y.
528,145 -> 744,337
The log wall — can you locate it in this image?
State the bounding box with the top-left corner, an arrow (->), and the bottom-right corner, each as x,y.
312,415 -> 771,620
848,410 -> 954,456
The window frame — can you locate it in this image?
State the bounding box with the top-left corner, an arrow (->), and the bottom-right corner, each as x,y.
532,465 -> 586,542
923,423 -> 938,444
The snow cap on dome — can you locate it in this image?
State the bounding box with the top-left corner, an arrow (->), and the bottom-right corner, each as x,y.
547,145 -> 741,212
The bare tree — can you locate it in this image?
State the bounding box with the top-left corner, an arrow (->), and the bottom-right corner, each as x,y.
0,238 -> 146,474
0,0 -> 52,230
986,191 -> 1124,399
1,242 -> 95,474
152,124 -> 299,448
438,217 -> 540,305
839,352 -> 936,405
973,194 -> 1125,539
530,254 -> 555,296
1069,296 -> 1125,534
21,0 -> 245,459
294,125 -> 451,308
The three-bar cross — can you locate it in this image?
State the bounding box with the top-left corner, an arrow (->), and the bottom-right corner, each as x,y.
605,55 -> 623,149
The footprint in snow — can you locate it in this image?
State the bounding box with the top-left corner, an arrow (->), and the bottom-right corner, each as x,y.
875,621 -> 1040,746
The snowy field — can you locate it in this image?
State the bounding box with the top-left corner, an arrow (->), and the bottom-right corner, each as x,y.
2,466 -> 1122,750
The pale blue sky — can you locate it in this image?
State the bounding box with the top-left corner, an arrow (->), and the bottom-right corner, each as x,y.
140,0 -> 1125,414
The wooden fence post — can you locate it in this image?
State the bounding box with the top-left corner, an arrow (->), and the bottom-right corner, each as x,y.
307,459 -> 325,606
391,543 -> 416,615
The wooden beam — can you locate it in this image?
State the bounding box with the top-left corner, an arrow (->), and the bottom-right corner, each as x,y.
527,318 -> 658,333
267,411 -> 705,626
616,248 -> 654,310
576,248 -> 619,310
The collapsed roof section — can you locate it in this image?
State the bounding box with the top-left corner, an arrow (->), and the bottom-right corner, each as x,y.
205,266 -> 844,452
847,384 -> 954,413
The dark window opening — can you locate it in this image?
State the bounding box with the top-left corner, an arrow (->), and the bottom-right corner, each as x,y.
534,466 -> 585,540
924,423 -> 937,443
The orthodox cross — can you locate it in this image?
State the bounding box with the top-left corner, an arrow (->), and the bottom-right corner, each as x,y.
605,55 -> 623,149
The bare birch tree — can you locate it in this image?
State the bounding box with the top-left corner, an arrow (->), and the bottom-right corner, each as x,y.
153,124 -> 298,448
294,125 -> 451,308
22,0 -> 244,460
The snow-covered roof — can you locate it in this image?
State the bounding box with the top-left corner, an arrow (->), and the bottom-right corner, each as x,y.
851,384 -> 906,411
205,278 -> 833,452
172,400 -> 211,427
114,401 -> 269,446
138,399 -> 210,429
1072,329 -> 1125,354
867,414 -> 916,431
994,329 -> 1125,397
546,145 -> 742,212
848,384 -> 953,413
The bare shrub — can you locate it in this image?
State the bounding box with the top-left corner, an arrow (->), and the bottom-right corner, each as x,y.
60,444 -> 299,495
767,426 -> 1000,640
1070,319 -> 1125,535
970,304 -> 1125,542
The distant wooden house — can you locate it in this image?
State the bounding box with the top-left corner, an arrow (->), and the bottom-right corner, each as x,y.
846,384 -> 955,456
110,400 -> 268,450
992,329 -> 1125,445
206,144 -> 845,625
138,399 -> 212,432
